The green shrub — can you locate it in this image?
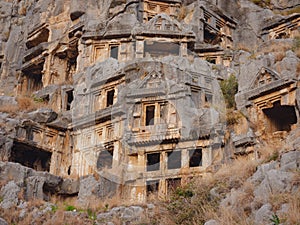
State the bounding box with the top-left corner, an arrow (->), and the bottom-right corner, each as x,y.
65,205 -> 76,211
87,208 -> 96,220
270,214 -> 280,225
51,205 -> 58,213
220,74 -> 238,109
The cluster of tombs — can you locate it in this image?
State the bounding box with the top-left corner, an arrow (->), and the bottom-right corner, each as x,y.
4,0 -> 300,201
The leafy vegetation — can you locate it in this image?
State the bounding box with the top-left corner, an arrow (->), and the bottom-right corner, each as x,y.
220,74 -> 238,109
65,205 -> 76,211
270,214 -> 280,225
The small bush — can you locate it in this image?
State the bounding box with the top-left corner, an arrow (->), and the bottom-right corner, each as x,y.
65,205 -> 76,211
270,214 -> 281,225
220,74 -> 238,109
51,205 -> 58,213
87,208 -> 96,220
226,110 -> 244,126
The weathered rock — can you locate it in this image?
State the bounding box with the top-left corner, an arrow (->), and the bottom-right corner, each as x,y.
59,179 -> 80,195
25,176 -> 46,199
96,205 -> 144,223
250,161 -> 278,185
280,150 -> 300,171
204,220 -> 220,225
0,96 -> 17,106
27,109 -> 58,123
0,162 -> 32,186
0,181 -> 21,209
275,51 -> 300,78
254,169 -> 294,202
77,175 -> 118,207
77,175 -> 99,207
270,0 -> 300,10
254,203 -> 273,225
0,217 -> 8,225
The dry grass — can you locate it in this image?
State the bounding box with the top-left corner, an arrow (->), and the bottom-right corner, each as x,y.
0,96 -> 49,116
17,96 -> 47,112
285,191 -> 300,225
236,43 -> 252,52
259,40 -> 293,55
165,158 -> 258,225
274,52 -> 285,62
0,104 -> 19,115
259,143 -> 281,163
279,6 -> 300,16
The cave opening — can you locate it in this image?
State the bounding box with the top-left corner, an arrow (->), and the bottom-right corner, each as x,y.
263,101 -> 297,132
9,141 -> 52,172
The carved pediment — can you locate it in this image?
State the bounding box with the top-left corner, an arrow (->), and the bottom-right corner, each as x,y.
140,70 -> 164,89
250,67 -> 281,89
145,14 -> 182,32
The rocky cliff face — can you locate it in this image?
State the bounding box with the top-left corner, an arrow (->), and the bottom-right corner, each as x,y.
0,0 -> 299,224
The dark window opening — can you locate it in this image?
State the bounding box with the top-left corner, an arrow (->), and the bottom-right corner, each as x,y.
147,153 -> 160,171
23,61 -> 44,94
204,28 -> 221,45
110,46 -> 119,59
146,105 -> 155,126
0,56 -> 2,70
146,180 -> 159,196
167,178 -> 181,193
9,141 -> 52,172
42,95 -> 50,103
70,11 -> 85,21
205,94 -> 212,103
144,41 -> 180,58
189,149 -> 202,167
263,101 -> 297,132
67,166 -> 71,175
66,90 -> 74,111
97,148 -> 114,169
206,58 -> 216,64
187,42 -> 194,52
106,89 -> 115,107
167,151 -> 181,170
276,32 -> 288,39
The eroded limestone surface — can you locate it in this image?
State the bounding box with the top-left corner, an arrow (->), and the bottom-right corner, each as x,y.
0,0 -> 299,203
